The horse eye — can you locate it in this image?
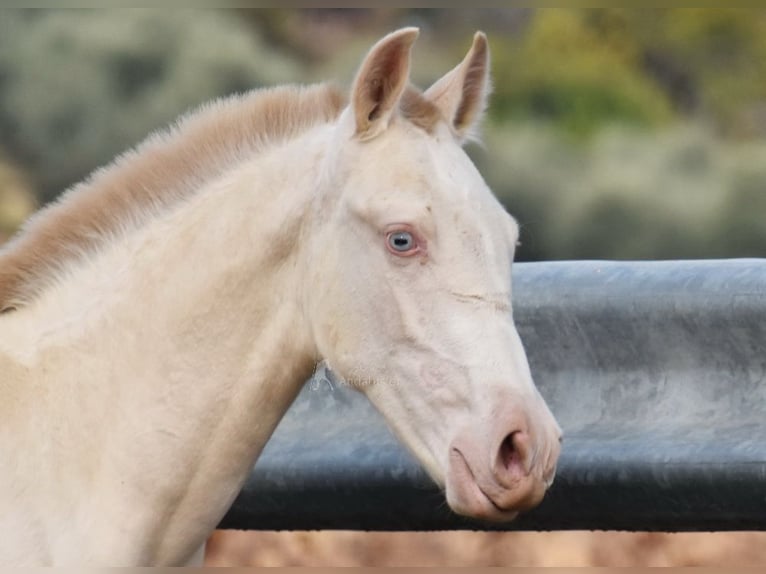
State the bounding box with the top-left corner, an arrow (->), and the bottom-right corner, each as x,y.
387,231 -> 415,253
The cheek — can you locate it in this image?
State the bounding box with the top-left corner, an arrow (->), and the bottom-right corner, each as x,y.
316,276 -> 389,359
421,361 -> 448,390
419,361 -> 468,412
313,274 -> 365,359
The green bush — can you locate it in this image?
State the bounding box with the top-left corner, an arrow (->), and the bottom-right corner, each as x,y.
483,8 -> 766,137
490,9 -> 674,135
657,8 -> 766,136
479,121 -> 766,261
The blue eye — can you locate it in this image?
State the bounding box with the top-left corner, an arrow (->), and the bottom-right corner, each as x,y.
388,231 -> 414,252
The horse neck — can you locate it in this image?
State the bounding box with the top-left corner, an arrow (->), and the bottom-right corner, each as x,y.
1,125 -> 331,565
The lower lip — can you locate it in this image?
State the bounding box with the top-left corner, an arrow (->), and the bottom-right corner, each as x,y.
452,448 -> 518,520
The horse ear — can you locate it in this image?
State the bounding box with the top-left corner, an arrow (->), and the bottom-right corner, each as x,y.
351,27 -> 419,141
424,31 -> 490,141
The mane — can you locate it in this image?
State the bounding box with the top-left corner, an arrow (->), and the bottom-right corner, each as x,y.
0,84 -> 440,312
0,84 -> 346,312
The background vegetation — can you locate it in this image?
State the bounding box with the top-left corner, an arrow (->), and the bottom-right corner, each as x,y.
1,8 -> 765,261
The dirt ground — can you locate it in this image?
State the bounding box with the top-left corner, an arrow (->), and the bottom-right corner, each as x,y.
204,530 -> 766,566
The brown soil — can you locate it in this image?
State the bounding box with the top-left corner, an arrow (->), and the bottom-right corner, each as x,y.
204,530 -> 766,566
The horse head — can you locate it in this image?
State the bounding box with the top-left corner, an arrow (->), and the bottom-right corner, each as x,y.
305,28 -> 562,521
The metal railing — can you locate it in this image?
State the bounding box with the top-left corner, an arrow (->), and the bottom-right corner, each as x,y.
220,260 -> 766,532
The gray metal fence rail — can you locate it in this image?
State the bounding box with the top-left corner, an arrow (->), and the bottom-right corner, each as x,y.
220,260 -> 766,532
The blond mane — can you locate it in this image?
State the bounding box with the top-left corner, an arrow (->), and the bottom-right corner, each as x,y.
0,84 -> 345,312
0,84 -> 441,313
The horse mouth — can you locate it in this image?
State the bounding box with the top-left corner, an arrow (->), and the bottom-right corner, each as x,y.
447,447 -> 520,522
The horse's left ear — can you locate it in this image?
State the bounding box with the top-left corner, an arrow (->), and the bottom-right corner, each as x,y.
351,27 -> 419,141
425,31 -> 490,142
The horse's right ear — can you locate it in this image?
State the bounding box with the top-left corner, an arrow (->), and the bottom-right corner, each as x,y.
351,27 -> 419,141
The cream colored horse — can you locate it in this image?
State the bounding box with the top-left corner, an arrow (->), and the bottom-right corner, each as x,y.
0,29 -> 561,565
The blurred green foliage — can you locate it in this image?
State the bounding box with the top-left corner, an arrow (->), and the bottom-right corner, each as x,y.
654,8 -> 766,136
491,10 -> 674,135
0,8 -> 764,260
479,123 -> 766,261
489,8 -> 766,136
0,158 -> 36,243
0,9 -> 301,203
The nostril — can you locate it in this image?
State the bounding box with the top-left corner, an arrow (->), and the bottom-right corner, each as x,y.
499,434 -> 517,470
497,431 -> 530,479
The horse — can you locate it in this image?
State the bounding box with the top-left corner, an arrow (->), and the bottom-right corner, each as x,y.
0,28 -> 561,565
